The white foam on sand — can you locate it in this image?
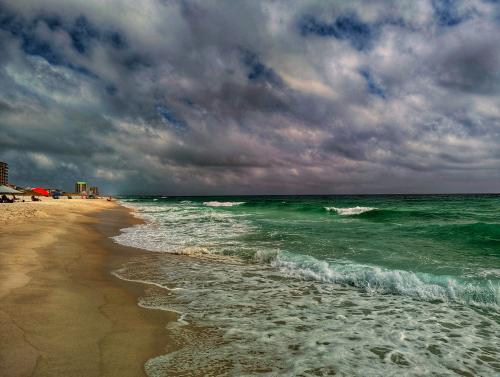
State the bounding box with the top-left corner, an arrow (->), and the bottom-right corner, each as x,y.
114,255 -> 500,377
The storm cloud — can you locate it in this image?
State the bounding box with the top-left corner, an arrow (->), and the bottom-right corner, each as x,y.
0,0 -> 499,194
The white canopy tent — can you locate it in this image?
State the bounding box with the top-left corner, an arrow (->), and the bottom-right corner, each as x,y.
0,185 -> 23,194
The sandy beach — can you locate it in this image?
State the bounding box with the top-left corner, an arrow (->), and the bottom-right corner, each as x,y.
0,199 -> 175,377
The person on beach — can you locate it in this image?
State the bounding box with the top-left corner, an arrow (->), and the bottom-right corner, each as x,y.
1,194 -> 14,203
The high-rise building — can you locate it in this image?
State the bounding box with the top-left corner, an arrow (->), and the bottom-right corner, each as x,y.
0,161 -> 8,185
89,186 -> 99,197
75,181 -> 88,193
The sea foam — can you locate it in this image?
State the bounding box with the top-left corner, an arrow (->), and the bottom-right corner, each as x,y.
113,200 -> 253,256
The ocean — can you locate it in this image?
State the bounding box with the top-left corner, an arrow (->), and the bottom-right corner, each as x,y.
112,195 -> 500,376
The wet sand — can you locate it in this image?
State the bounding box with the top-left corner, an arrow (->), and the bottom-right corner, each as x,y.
0,200 -> 176,377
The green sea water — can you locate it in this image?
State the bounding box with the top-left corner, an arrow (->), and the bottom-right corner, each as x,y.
113,195 -> 500,376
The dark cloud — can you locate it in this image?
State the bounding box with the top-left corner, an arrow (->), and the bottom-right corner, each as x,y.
299,13 -> 375,51
435,37 -> 500,94
241,49 -> 284,87
359,69 -> 386,99
0,0 -> 500,195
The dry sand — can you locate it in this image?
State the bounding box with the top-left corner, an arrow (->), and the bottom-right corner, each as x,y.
0,199 -> 176,377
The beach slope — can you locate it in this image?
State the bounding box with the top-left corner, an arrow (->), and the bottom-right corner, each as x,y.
0,200 -> 172,377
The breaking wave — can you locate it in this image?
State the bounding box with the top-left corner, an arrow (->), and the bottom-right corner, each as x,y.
203,201 -> 245,207
273,252 -> 500,308
325,206 -> 377,215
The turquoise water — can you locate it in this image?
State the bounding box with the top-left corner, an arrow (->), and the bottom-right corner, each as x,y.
113,195 -> 500,376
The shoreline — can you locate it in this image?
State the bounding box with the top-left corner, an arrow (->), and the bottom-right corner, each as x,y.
0,200 -> 178,377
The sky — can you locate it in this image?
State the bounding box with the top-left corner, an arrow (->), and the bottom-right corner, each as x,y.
0,0 -> 500,195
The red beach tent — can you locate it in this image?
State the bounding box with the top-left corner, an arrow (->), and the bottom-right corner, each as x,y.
32,187 -> 50,196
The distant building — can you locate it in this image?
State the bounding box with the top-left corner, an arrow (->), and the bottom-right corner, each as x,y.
75,181 -> 88,194
0,161 -> 8,185
89,186 -> 99,197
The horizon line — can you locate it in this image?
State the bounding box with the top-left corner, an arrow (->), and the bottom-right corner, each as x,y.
115,192 -> 500,197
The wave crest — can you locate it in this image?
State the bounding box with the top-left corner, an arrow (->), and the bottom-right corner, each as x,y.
325,206 -> 377,215
203,201 -> 245,207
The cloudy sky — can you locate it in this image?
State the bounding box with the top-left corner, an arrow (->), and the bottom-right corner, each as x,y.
1,0 -> 499,195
